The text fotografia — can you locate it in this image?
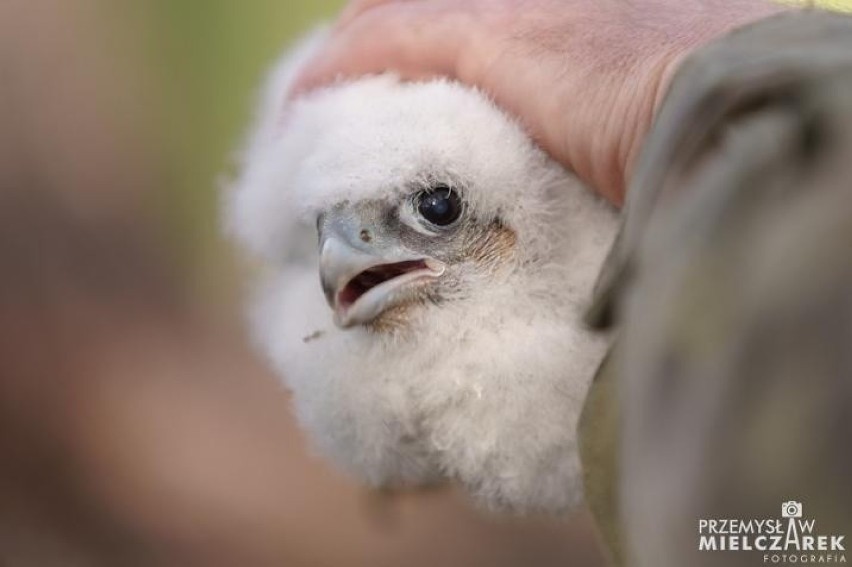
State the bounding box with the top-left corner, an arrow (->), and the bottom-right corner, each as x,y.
698,501 -> 846,564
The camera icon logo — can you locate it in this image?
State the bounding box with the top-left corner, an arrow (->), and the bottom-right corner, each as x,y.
782,501 -> 803,519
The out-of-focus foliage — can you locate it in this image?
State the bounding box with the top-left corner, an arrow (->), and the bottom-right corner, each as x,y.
780,0 -> 852,9
116,1 -> 344,297
811,0 -> 852,9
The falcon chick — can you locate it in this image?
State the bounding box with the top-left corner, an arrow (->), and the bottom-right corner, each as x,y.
227,31 -> 619,514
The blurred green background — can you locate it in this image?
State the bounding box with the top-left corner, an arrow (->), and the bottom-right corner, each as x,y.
129,1 -> 344,299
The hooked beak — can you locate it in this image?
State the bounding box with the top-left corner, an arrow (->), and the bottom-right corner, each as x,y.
319,235 -> 445,328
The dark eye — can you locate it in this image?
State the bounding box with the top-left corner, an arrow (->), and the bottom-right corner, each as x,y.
416,186 -> 462,226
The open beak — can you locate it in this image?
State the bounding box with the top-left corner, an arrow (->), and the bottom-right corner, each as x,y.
319,235 -> 445,328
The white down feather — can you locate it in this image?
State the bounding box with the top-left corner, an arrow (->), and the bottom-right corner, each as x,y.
226,29 -> 620,514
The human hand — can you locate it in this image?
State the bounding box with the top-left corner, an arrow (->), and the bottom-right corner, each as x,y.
291,0 -> 787,205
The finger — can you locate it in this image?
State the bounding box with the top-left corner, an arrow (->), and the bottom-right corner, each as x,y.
289,4 -> 467,99
337,0 -> 412,29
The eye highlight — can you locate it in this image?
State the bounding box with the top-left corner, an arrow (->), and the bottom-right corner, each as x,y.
415,186 -> 462,227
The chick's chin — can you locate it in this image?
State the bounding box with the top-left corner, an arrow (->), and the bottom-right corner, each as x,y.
362,288 -> 442,335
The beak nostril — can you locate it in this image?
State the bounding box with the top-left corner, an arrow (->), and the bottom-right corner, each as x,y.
359,229 -> 372,243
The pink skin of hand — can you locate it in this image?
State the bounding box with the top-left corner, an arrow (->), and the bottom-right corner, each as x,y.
291,0 -> 788,205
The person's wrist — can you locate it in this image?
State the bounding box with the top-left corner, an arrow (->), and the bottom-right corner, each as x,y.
566,47 -> 683,206
619,1 -> 792,203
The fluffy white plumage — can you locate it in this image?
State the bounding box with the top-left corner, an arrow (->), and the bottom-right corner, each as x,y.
226,30 -> 619,514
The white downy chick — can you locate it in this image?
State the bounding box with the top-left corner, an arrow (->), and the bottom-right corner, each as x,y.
226,30 -> 619,514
